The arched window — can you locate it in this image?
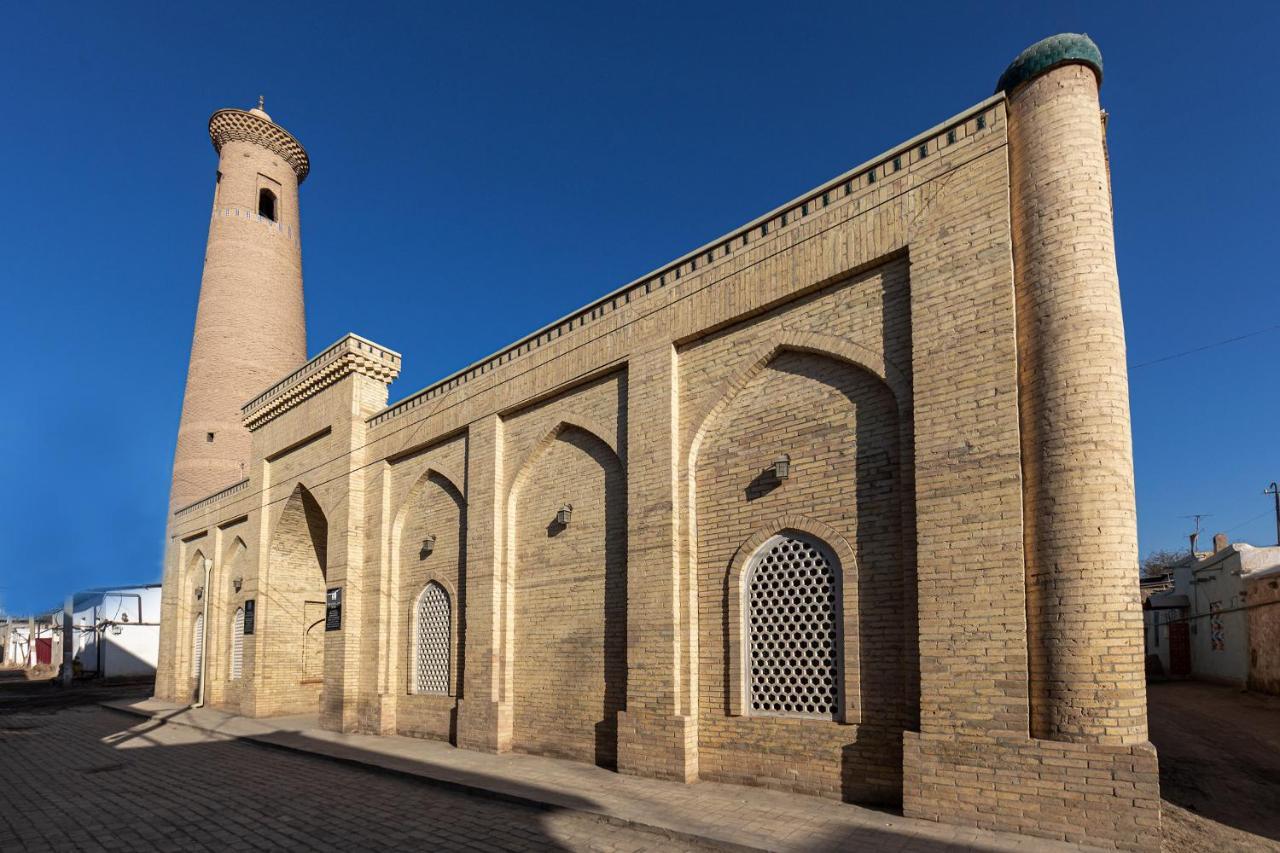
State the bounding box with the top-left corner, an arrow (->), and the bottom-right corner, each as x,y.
414,581 -> 450,694
258,188 -> 277,221
745,533 -> 840,718
230,607 -> 244,681
192,613 -> 205,678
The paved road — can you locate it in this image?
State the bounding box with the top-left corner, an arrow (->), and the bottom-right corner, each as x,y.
1148,680 -> 1280,851
0,697 -> 715,852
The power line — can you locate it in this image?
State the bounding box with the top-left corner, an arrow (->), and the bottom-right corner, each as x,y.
1129,324 -> 1280,370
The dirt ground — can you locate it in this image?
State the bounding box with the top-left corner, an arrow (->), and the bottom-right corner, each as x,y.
1148,680 -> 1280,851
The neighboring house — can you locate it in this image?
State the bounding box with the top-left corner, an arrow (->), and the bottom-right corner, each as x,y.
0,584 -> 162,679
2,623 -> 30,666
1142,554 -> 1201,677
1,618 -> 58,668
69,585 -> 163,679
1144,539 -> 1280,691
1244,565 -> 1280,695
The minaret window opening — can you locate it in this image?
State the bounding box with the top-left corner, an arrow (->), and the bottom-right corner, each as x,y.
258,188 -> 277,222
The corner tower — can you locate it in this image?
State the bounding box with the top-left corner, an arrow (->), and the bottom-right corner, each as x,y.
1002,36 -> 1146,744
169,99 -> 309,512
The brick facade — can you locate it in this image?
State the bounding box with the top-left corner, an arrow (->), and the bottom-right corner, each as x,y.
156,34 -> 1160,850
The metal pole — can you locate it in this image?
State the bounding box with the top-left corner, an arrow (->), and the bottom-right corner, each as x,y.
60,596 -> 73,686
1267,482 -> 1280,547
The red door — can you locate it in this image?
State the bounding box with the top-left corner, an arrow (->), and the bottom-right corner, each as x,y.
1168,621 -> 1191,676
35,638 -> 52,666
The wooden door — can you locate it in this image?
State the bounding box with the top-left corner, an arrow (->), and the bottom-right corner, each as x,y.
1168,621 -> 1191,676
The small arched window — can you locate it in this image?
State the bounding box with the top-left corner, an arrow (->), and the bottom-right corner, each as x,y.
414,581 -> 450,694
745,533 -> 840,719
230,607 -> 244,680
258,188 -> 277,221
192,613 -> 205,678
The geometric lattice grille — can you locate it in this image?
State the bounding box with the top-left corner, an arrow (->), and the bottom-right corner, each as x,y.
415,582 -> 450,694
747,534 -> 839,718
192,613 -> 205,678
230,607 -> 244,681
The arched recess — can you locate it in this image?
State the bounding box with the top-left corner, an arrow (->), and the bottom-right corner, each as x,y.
182,547 -> 208,697
210,536 -> 247,699
263,483 -> 329,715
389,468 -> 466,738
726,517 -> 860,724
506,421 -> 627,768
689,345 -> 913,803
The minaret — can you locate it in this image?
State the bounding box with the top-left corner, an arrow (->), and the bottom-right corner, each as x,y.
1002,35 -> 1146,745
169,98 -> 309,512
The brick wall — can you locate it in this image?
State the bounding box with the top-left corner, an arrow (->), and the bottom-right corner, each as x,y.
158,51 -> 1159,849
1246,573 -> 1280,695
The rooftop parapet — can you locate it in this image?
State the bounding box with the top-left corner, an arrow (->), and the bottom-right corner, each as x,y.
241,333 -> 401,431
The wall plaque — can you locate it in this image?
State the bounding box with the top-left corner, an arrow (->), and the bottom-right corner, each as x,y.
325,587 -> 342,632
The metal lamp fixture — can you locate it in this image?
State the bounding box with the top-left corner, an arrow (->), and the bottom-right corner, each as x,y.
421,534 -> 437,556
232,577 -> 243,593
557,504 -> 573,526
772,454 -> 792,480
194,586 -> 204,601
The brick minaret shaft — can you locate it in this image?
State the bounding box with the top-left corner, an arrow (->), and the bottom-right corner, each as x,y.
169,101 -> 310,512
1003,36 -> 1146,744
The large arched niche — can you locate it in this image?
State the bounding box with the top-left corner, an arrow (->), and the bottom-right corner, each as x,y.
181,545 -> 208,699
506,422 -> 627,769
389,467 -> 467,741
263,483 -> 328,715
688,345 -> 913,806
210,535 -> 248,704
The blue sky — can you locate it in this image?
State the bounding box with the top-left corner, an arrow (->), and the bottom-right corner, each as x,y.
1,2 -> 1277,614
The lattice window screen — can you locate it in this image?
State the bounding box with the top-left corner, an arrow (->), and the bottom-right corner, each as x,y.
192,613 -> 204,677
747,534 -> 839,718
230,607 -> 244,680
415,582 -> 450,694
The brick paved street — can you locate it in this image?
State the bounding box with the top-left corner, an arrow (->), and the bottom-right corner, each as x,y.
0,703 -> 717,852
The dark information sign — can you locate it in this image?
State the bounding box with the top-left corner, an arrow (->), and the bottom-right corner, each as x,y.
243,599 -> 256,635
325,587 -> 342,632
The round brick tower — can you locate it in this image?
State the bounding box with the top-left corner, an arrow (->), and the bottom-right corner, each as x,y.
169,99 -> 309,512
1001,35 -> 1147,745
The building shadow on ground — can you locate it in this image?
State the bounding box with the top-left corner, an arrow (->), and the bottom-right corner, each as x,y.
1147,680 -> 1280,843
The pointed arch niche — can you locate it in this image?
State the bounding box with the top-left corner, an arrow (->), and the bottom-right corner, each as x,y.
687,343 -> 914,805
263,483 -> 328,715
505,421 -> 627,769
389,466 -> 466,741
182,545 -> 208,700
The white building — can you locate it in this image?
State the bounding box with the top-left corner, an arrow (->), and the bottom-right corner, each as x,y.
1144,540 -> 1280,686
68,585 -> 163,679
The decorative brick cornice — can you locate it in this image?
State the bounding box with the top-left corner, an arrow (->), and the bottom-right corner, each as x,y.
173,478 -> 249,519
242,334 -> 401,431
209,108 -> 311,183
368,93 -> 1004,428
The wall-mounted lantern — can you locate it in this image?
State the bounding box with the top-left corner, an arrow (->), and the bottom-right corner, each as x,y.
194,586 -> 205,601
556,504 -> 573,526
420,534 -> 437,557
771,454 -> 792,481
232,577 -> 243,593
